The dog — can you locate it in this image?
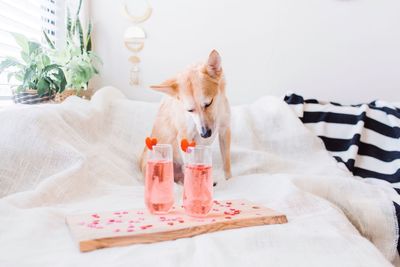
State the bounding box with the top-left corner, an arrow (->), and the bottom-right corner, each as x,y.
140,50 -> 231,184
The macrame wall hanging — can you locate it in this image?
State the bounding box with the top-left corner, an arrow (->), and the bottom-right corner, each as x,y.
123,0 -> 152,86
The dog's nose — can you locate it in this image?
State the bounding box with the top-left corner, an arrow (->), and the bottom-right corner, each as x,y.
201,127 -> 212,138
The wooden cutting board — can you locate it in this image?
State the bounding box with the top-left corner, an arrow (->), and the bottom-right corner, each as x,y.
66,199 -> 288,252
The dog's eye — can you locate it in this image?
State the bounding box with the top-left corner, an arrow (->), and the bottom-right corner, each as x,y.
187,109 -> 194,113
204,99 -> 213,108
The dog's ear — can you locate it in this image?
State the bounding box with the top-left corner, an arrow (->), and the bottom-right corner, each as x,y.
206,50 -> 222,78
150,78 -> 178,96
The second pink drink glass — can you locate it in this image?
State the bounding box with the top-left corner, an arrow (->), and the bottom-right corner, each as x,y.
183,145 -> 213,217
145,144 -> 174,214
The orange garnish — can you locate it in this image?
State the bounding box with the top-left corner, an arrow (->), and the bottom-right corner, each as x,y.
181,139 -> 189,152
181,139 -> 196,152
145,137 -> 157,150
151,138 -> 157,146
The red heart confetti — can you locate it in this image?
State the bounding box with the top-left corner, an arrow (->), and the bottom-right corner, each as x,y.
76,200 -> 261,235
140,224 -> 153,230
145,137 -> 158,150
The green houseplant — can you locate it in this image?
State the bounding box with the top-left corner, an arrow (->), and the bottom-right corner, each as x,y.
44,0 -> 101,101
0,33 -> 67,104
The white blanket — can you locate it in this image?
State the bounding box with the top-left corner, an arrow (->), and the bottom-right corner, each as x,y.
0,87 -> 399,267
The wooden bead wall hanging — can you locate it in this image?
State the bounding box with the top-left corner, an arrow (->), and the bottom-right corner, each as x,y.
123,0 -> 152,86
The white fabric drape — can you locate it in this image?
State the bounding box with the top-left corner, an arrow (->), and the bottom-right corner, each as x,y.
0,87 -> 398,266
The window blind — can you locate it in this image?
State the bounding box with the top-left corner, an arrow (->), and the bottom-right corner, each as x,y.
42,0 -> 65,48
0,0 -> 63,98
0,0 -> 42,58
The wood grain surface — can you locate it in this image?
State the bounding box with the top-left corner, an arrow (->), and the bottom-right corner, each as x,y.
66,199 -> 288,252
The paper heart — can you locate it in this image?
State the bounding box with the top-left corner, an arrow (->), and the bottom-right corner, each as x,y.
145,137 -> 157,150
181,139 -> 196,152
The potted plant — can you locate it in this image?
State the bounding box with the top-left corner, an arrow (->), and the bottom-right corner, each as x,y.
0,33 -> 67,104
44,0 -> 101,102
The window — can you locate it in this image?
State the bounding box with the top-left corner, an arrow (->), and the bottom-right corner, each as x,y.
42,0 -> 65,48
0,0 -> 62,100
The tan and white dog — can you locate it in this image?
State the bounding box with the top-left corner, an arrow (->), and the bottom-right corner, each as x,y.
140,50 -> 231,184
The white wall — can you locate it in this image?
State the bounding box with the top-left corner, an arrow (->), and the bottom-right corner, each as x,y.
91,0 -> 400,104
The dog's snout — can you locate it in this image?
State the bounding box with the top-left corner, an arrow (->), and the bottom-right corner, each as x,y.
201,127 -> 212,138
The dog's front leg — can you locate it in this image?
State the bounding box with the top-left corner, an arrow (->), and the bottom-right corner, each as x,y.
219,127 -> 232,180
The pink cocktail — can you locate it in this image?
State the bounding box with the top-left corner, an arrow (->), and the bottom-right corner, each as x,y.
145,145 -> 174,214
183,146 -> 213,217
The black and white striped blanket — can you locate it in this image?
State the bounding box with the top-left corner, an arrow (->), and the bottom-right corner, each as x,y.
284,93 -> 400,184
284,93 -> 400,256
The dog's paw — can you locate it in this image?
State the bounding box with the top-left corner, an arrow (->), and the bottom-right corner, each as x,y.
225,172 -> 232,180
225,176 -> 232,181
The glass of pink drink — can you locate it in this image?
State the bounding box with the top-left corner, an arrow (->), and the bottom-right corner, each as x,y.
145,144 -> 174,214
183,145 -> 213,217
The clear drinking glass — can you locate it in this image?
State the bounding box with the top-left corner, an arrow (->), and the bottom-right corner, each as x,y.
145,144 -> 174,214
183,145 -> 213,217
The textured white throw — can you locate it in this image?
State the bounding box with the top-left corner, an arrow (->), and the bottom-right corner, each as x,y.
0,87 -> 399,267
